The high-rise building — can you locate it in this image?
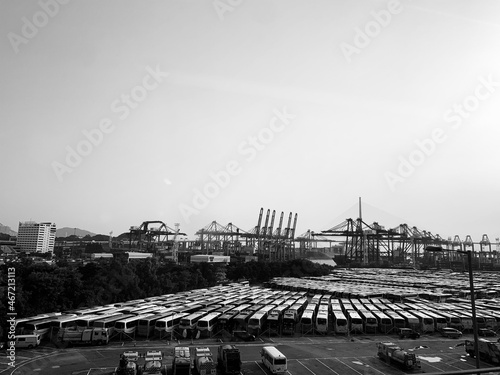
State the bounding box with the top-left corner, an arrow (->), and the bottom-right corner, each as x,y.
16,221 -> 56,253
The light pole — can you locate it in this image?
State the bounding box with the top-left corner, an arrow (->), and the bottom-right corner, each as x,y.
457,249 -> 480,371
425,246 -> 480,372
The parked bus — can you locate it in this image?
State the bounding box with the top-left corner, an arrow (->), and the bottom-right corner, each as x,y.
260,346 -> 287,375
22,318 -> 53,340
346,310 -> 363,333
15,315 -> 59,335
75,314 -> 107,329
233,310 -> 253,331
299,310 -> 315,333
267,304 -> 290,330
179,311 -> 207,333
282,309 -> 297,335
247,310 -> 269,335
92,314 -> 135,336
197,312 -> 222,337
384,310 -> 405,331
332,310 -> 348,334
409,310 -> 434,333
115,314 -> 154,337
155,312 -> 189,338
137,312 -> 175,338
217,309 -> 240,332
371,311 -> 393,333
310,294 -> 323,305
316,310 -> 329,333
49,315 -> 81,332
396,310 -> 420,332
478,310 -> 500,330
422,310 -> 448,331
358,310 -> 378,333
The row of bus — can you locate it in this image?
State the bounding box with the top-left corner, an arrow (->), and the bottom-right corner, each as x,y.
14,282 -> 309,341
15,283 -> 500,344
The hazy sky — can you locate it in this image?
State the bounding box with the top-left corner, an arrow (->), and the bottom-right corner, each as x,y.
1,0 -> 500,242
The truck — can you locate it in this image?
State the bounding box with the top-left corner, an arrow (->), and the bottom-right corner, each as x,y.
173,347 -> 192,375
141,350 -> 167,375
57,328 -> 109,346
194,347 -> 217,375
217,344 -> 241,375
114,351 -> 141,375
377,342 -> 421,370
465,339 -> 500,364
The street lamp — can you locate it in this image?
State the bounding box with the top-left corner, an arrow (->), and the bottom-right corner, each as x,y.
457,249 -> 480,372
424,246 -> 480,372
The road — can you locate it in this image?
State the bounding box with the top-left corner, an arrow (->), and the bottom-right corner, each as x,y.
1,333 -> 499,375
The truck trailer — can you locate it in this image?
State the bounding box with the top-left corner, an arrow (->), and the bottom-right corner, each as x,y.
465,339 -> 500,365
194,347 -> 217,375
173,347 -> 192,375
57,328 -> 109,346
217,344 -> 241,375
377,342 -> 420,370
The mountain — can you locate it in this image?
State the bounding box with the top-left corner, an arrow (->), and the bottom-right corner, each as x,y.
56,227 -> 96,238
0,223 -> 17,236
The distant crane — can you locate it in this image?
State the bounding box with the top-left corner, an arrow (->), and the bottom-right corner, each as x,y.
172,223 -> 180,264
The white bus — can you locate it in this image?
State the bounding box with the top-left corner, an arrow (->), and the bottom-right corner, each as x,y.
316,311 -> 329,333
422,310 -> 447,331
346,310 -> 363,333
248,310 -> 269,335
179,311 -> 207,332
333,311 -> 348,334
22,318 -> 53,340
197,312 -> 221,337
299,310 -> 315,332
260,346 -> 287,374
396,311 -> 420,332
137,312 -> 175,338
358,310 -> 378,333
155,312 -> 188,337
384,310 -> 405,331
93,314 -> 135,336
75,314 -> 104,329
50,315 -> 81,331
409,310 -> 434,333
372,311 -> 393,333
115,314 -> 154,336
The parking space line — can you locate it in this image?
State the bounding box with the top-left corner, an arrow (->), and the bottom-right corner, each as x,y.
421,360 -> 444,372
297,360 -> 316,374
316,359 -> 340,375
254,361 -> 268,374
334,358 -> 363,375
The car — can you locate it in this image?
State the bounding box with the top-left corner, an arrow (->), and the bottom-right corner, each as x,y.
398,328 -> 420,339
232,330 -> 255,341
478,328 -> 497,337
439,327 -> 462,339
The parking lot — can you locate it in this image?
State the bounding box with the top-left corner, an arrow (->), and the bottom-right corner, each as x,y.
2,334 -> 500,375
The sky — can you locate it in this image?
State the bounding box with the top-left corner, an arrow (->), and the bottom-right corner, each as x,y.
1,0 -> 500,243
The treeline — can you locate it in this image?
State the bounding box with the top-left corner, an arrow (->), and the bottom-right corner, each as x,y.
0,258 -> 332,338
226,258 -> 333,283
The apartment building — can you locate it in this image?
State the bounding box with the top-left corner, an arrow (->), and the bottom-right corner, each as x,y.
16,221 -> 56,253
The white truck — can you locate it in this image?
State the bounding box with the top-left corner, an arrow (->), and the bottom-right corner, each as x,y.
57,328 -> 109,346
194,347 -> 216,375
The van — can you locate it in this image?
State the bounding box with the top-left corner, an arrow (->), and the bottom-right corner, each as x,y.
15,334 -> 41,348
